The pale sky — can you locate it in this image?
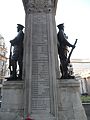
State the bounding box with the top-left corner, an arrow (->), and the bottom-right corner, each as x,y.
0,0 -> 90,59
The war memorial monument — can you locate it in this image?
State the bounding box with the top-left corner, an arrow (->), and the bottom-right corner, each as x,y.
0,0 -> 87,120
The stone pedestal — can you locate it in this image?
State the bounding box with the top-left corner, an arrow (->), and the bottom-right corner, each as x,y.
0,81 -> 24,120
57,79 -> 87,120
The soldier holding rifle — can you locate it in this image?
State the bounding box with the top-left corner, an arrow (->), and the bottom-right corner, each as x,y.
57,23 -> 77,79
7,24 -> 24,80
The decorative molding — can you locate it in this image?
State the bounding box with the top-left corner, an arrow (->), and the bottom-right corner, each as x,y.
22,0 -> 57,13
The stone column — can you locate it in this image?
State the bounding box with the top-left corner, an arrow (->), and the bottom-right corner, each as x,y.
22,0 -> 59,120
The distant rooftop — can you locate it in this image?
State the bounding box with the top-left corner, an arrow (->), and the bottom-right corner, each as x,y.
71,59 -> 90,78
71,59 -> 90,63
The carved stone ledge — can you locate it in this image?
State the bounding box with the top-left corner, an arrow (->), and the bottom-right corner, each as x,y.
22,0 -> 57,14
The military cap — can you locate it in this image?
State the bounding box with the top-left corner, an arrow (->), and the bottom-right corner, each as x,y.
57,23 -> 64,28
17,24 -> 24,29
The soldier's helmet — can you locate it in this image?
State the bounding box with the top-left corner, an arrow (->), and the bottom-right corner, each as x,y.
57,23 -> 64,29
17,24 -> 24,30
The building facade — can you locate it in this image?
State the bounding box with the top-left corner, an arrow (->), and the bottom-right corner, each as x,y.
72,59 -> 90,95
0,34 -> 7,107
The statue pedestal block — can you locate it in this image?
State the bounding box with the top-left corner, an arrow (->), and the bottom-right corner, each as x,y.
57,79 -> 87,120
0,80 -> 24,120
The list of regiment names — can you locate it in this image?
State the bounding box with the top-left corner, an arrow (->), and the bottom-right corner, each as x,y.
31,15 -> 50,113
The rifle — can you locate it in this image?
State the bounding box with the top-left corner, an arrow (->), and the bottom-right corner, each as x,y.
67,39 -> 78,64
9,44 -> 12,75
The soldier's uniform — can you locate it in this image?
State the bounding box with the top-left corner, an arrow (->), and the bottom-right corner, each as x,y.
57,23 -> 74,79
10,24 -> 24,80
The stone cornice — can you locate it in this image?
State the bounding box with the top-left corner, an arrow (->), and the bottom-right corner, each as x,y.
22,0 -> 58,14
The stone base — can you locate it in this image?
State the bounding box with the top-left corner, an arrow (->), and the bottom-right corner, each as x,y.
0,80 -> 24,120
0,79 -> 87,120
31,113 -> 56,120
57,79 -> 87,120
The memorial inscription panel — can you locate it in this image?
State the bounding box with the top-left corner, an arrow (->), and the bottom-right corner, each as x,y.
31,14 -> 50,113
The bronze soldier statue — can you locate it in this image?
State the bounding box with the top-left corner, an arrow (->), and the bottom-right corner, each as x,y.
8,24 -> 24,80
57,23 -> 75,79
